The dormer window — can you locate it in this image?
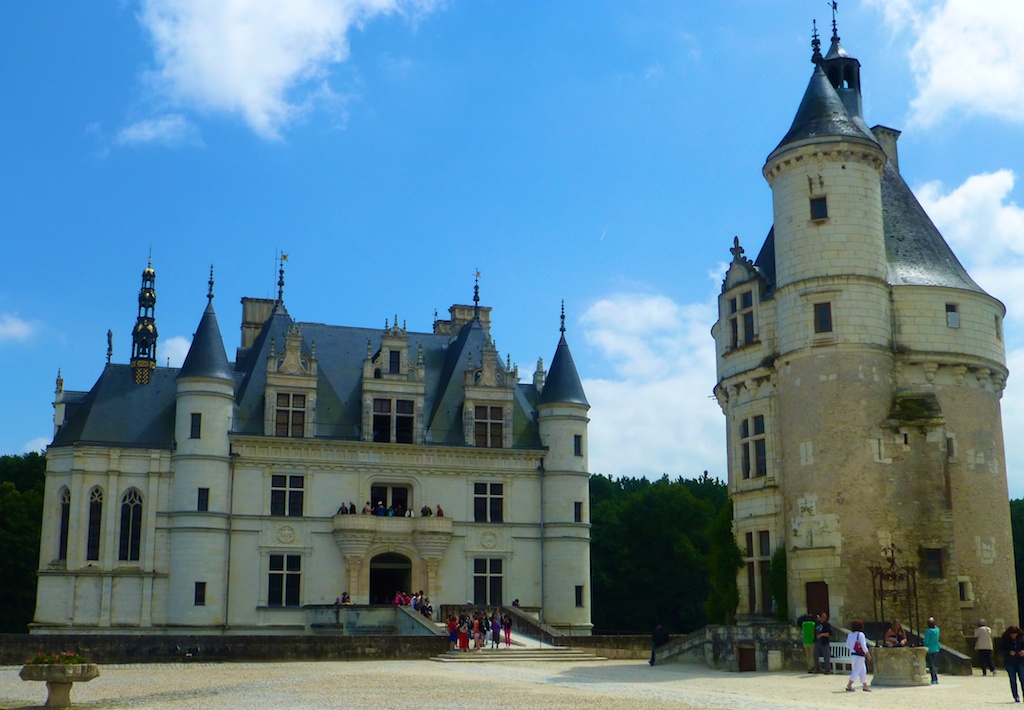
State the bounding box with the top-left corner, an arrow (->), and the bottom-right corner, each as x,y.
475,406 -> 504,448
264,324 -> 317,438
275,393 -> 306,437
373,398 -> 415,443
810,196 -> 828,221
389,350 -> 400,374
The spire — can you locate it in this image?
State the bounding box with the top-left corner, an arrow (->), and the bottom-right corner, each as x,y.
130,257 -> 159,384
473,269 -> 480,321
277,254 -> 287,304
770,63 -> 875,157
811,19 -> 822,64
539,302 -> 588,406
819,2 -> 863,119
178,270 -> 234,382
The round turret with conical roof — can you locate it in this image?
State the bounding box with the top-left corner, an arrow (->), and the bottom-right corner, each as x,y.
536,302 -> 591,634
169,267 -> 236,628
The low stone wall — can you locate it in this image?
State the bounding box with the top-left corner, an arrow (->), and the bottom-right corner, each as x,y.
657,624 -> 805,671
0,634 -> 449,666
559,635 -> 684,660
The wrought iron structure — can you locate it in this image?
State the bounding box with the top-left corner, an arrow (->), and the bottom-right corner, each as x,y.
868,544 -> 921,644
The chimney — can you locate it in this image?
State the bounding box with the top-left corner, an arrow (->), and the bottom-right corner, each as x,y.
871,125 -> 901,173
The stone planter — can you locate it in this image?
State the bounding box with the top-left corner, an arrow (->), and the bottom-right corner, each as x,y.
20,663 -> 100,707
870,647 -> 928,686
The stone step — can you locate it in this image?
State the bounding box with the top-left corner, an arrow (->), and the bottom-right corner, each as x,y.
431,647 -> 606,663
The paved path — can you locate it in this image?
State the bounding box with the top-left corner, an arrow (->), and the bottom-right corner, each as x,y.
0,661 -> 1016,709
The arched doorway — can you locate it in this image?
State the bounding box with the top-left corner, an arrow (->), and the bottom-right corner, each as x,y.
369,552 -> 412,604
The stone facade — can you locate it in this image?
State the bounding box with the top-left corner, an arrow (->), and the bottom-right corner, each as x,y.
33,270 -> 592,636
712,28 -> 1016,641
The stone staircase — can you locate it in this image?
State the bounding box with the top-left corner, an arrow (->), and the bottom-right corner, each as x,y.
431,646 -> 607,663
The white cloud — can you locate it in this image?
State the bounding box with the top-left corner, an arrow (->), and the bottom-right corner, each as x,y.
0,313 -> 38,342
116,114 -> 202,147
916,170 -> 1024,320
22,437 -> 50,454
137,0 -> 440,139
866,0 -> 1024,127
581,293 -> 725,479
162,335 -> 191,368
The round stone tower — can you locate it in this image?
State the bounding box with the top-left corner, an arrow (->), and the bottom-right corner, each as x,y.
716,23 -> 1017,636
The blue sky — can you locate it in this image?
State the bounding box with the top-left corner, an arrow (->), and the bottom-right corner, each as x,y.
3,1 -> 1024,494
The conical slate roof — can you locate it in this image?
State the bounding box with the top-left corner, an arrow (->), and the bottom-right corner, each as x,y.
771,65 -> 876,155
178,297 -> 234,381
823,35 -> 852,61
880,161 -> 988,295
539,333 -> 588,406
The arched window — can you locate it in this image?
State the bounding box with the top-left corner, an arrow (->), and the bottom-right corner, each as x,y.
86,488 -> 103,561
119,489 -> 143,562
58,488 -> 71,561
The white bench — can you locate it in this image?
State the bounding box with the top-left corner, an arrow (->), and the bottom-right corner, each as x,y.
829,641 -> 853,672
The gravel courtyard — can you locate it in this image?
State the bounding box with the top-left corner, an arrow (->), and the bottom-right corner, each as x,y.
0,660 -> 1015,709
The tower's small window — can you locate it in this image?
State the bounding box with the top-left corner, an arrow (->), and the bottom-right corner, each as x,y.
574,434 -> 583,457
195,581 -> 207,606
946,303 -> 960,328
814,302 -> 833,334
810,196 -> 828,221
923,548 -> 944,578
739,415 -> 767,479
197,487 -> 210,512
190,413 -> 201,439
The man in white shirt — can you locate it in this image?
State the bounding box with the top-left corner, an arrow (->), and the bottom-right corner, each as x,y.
975,620 -> 996,676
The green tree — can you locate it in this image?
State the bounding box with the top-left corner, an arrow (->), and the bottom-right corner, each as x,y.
768,544 -> 788,622
590,473 -> 733,634
1010,499 -> 1024,620
705,497 -> 742,624
0,453 -> 46,633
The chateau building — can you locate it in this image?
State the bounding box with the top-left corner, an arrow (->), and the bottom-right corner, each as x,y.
33,265 -> 592,635
713,24 -> 1017,637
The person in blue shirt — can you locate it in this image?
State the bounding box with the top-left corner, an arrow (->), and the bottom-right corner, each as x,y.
924,616 -> 941,684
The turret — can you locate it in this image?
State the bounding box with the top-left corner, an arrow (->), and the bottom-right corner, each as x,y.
536,302 -> 591,634
168,267 -> 235,628
818,15 -> 863,121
